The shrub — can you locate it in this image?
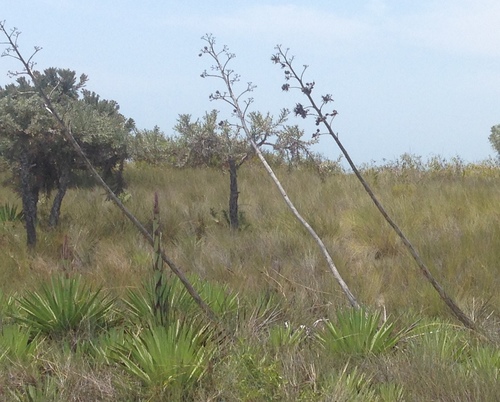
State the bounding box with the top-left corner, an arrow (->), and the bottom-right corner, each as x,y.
110,320 -> 215,397
317,309 -> 413,357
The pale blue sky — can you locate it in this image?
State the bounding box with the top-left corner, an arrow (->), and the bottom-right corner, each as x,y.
2,1 -> 499,164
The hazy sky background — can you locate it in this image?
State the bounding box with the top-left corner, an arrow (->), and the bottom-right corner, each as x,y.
2,0 -> 499,165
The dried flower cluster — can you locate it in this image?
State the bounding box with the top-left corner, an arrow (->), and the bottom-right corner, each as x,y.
272,46 -> 340,139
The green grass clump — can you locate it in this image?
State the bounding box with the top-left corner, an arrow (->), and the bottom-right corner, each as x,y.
0,325 -> 41,364
0,202 -> 23,223
110,321 -> 215,399
317,309 -> 413,357
13,275 -> 115,340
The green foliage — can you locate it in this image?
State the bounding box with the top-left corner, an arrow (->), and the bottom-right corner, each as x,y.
171,108 -> 312,169
489,124 -> 500,158
221,346 -> 284,401
110,321 -> 214,395
268,322 -> 307,351
322,365 -> 377,402
409,321 -> 469,362
377,382 -> 405,402
124,273 -> 239,329
464,344 -> 500,383
318,309 -> 413,357
0,324 -> 41,363
13,275 -> 115,338
0,68 -> 133,246
130,126 -> 174,165
173,110 -> 245,167
273,124 -> 319,167
124,275 -> 197,328
9,376 -> 61,402
0,202 -> 23,222
200,280 -> 239,319
70,90 -> 132,162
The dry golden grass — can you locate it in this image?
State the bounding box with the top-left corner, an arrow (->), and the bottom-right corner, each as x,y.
2,160 -> 500,315
1,157 -> 499,400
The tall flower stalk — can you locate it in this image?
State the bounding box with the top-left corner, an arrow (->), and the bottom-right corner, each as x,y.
271,45 -> 478,332
200,35 -> 360,309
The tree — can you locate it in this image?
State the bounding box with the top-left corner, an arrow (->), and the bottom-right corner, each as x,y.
173,108 -> 317,230
489,124 -> 500,159
174,110 -> 251,230
0,68 -> 132,247
174,110 -> 234,168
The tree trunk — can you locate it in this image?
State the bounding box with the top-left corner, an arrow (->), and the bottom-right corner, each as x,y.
228,157 -> 239,230
115,158 -> 125,195
49,165 -> 70,227
19,152 -> 39,249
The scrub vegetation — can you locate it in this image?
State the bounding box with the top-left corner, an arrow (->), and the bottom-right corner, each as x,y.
1,158 -> 499,400
1,23 -> 500,400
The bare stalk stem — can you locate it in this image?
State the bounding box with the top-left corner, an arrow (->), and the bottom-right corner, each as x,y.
274,46 -> 477,331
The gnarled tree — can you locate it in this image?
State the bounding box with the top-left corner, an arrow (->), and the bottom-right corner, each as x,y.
0,68 -> 132,247
173,109 -> 317,230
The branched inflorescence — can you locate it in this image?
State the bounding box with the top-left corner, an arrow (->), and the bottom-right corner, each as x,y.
199,35 -> 293,150
199,34 -> 256,120
0,21 -> 42,78
272,46 -> 338,138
